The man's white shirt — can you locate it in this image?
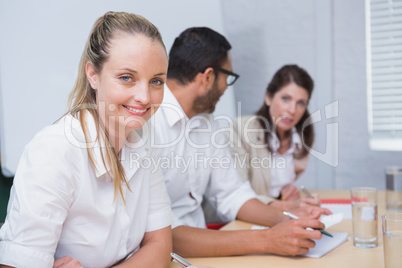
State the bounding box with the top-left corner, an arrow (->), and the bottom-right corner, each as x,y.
150,87 -> 256,228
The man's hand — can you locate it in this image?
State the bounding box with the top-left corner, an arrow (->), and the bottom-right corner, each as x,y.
263,218 -> 324,256
53,256 -> 83,268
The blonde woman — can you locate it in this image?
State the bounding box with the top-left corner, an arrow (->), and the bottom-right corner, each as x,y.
0,12 -> 173,268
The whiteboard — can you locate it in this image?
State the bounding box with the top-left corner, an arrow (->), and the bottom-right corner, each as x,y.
0,0 -> 236,174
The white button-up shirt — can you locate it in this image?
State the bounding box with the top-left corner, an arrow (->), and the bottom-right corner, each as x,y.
150,87 -> 256,228
0,112 -> 172,268
268,128 -> 302,197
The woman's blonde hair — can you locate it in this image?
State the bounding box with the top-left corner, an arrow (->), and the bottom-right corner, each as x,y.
67,11 -> 165,202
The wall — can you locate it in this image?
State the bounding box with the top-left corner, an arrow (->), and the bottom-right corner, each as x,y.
333,0 -> 402,189
222,0 -> 402,190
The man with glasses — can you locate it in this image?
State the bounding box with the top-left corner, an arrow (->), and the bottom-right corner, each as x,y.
151,27 -> 330,257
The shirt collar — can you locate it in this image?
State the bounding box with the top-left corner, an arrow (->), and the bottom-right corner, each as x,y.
162,86 -> 211,130
269,127 -> 302,154
83,111 -> 148,179
120,129 -> 148,181
162,86 -> 188,128
80,111 -> 108,178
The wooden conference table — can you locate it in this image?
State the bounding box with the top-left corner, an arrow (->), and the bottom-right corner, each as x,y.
169,190 -> 388,268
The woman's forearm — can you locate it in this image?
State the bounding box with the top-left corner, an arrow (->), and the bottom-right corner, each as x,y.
114,227 -> 172,268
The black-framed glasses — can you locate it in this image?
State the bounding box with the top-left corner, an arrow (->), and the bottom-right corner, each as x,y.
214,67 -> 240,86
200,66 -> 240,86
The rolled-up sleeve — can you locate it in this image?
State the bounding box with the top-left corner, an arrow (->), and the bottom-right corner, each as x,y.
204,145 -> 256,223
0,242 -> 54,268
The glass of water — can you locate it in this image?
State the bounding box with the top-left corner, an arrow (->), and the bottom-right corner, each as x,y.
382,213 -> 402,268
385,166 -> 402,211
350,187 -> 378,248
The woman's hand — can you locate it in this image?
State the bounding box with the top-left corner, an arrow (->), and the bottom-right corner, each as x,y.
280,185 -> 321,206
280,184 -> 300,201
53,256 -> 83,268
300,194 -> 321,206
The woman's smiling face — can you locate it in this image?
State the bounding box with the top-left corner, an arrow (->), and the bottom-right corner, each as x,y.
87,31 -> 168,136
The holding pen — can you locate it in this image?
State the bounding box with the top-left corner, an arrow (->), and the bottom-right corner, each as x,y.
171,253 -> 212,268
300,185 -> 313,198
283,211 -> 333,238
280,185 -> 320,206
171,252 -> 192,267
300,185 -> 321,206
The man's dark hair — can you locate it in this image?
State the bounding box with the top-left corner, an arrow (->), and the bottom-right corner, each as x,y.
167,27 -> 232,85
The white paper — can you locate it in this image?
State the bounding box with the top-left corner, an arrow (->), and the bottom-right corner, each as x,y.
251,216 -> 348,259
321,204 -> 352,219
320,213 -> 344,229
303,232 -> 349,258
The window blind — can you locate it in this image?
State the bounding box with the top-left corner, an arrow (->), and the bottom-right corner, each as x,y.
366,0 -> 402,150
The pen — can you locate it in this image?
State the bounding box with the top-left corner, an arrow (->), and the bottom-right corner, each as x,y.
300,185 -> 313,198
283,211 -> 333,238
171,252 -> 192,267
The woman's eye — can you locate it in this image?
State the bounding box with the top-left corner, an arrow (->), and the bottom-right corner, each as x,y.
298,101 -> 306,107
120,75 -> 131,82
282,96 -> 289,101
150,79 -> 164,86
